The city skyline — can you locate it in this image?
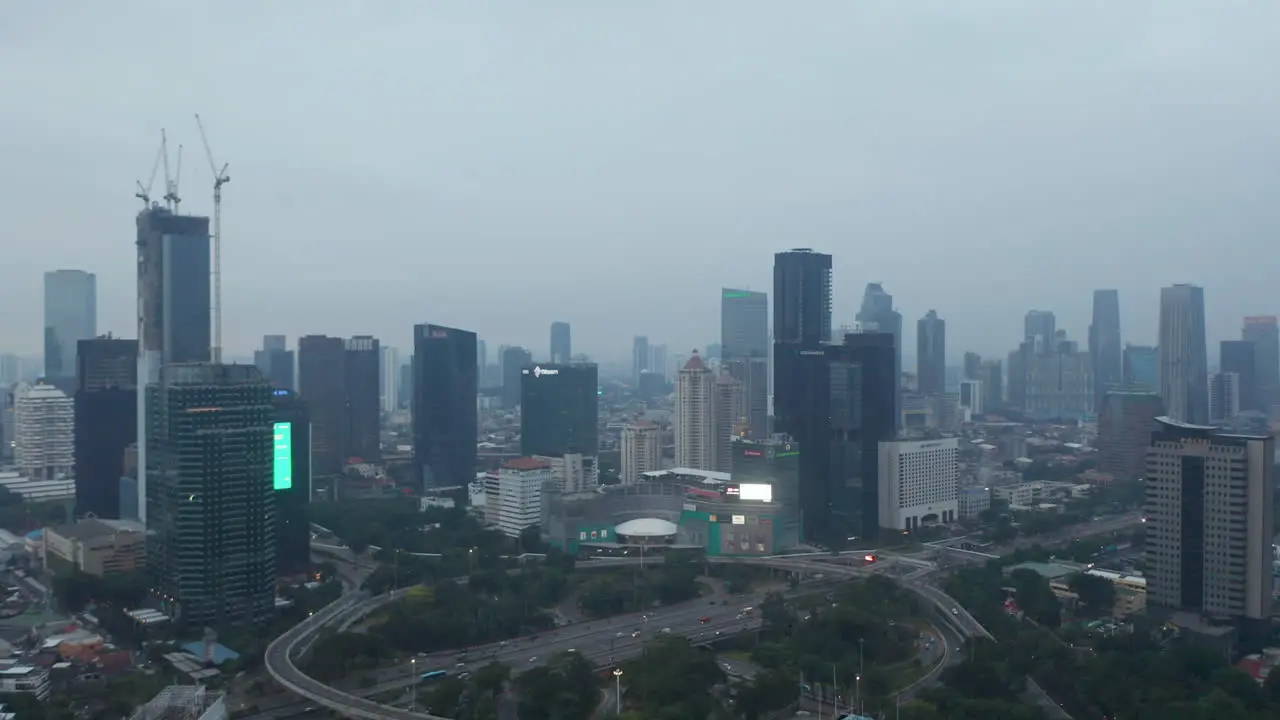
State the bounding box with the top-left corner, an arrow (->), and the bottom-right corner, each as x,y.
3,3 -> 1279,359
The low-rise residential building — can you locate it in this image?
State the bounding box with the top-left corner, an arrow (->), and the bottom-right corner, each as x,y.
0,664 -> 50,700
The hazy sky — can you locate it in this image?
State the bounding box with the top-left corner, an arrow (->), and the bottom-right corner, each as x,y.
3,2 -> 1278,364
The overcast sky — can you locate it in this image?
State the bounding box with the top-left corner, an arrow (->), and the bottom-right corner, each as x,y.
2,1 -> 1277,364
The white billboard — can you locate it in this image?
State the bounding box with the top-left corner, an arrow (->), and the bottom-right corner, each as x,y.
738,483 -> 773,502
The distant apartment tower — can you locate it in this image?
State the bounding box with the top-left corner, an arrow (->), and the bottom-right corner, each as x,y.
43,269 -> 97,386
1089,289 -> 1122,408
1096,390 -> 1164,482
253,335 -> 295,391
675,352 -> 716,470
412,324 -> 478,489
877,438 -> 959,532
1024,338 -> 1093,420
1209,372 -> 1240,423
380,346 -> 401,413
721,288 -> 769,359
145,364 -> 275,629
649,344 -> 669,380
1024,310 -> 1056,350
979,359 -> 1003,412
958,379 -> 983,416
712,372 -> 744,473
1220,340 -> 1259,413
134,207 -> 211,524
343,336 -> 381,463
1242,316 -> 1280,410
1122,344 -> 1159,392
916,310 -> 946,395
14,382 -> 74,480
620,422 -> 661,485
500,346 -> 532,409
74,336 -> 138,518
1143,417 -> 1274,621
631,336 -> 650,383
1158,284 -> 1209,424
962,352 -> 982,381
550,322 -> 571,364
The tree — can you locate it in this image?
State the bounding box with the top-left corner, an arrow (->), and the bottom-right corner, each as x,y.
622,636 -> 725,718
734,669 -> 798,720
1066,572 -> 1115,617
515,651 -> 599,720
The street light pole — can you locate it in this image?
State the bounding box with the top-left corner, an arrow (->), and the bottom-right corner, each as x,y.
855,673 -> 861,717
410,658 -> 416,710
613,668 -> 623,715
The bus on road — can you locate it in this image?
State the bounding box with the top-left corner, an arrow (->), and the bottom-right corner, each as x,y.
420,670 -> 448,682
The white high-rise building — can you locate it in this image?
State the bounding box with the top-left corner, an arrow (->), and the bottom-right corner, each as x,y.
484,458 -> 552,539
1158,284 -> 1209,424
712,372 -> 743,472
877,438 -> 959,532
621,421 -> 661,484
675,352 -> 715,470
380,346 -> 400,413
13,382 -> 74,480
1209,372 -> 1240,423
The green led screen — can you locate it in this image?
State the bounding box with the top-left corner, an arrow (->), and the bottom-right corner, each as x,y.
273,422 -> 293,490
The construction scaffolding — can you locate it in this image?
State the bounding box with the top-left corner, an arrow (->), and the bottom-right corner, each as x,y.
128,685 -> 227,720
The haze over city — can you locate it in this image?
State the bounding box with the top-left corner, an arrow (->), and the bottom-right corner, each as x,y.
3,1 -> 1279,361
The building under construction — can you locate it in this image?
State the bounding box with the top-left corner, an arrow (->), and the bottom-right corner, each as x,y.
128,686 -> 227,720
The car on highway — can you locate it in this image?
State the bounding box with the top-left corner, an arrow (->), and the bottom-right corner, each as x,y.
631,631 -> 641,638
699,616 -> 711,623
660,627 -> 672,634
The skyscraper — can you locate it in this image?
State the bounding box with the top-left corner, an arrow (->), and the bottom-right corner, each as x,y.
979,359 -> 1003,412
412,324 -> 478,489
1219,340 -> 1259,412
43,269 -> 96,386
520,363 -> 599,458
272,389 -> 312,577
550,322 -> 572,364
856,283 -> 902,424
722,288 -> 769,440
1242,316 -> 1280,410
631,336 -> 650,383
145,364 -> 275,629
1089,289 -> 1122,408
1122,344 -> 1159,392
343,336 -> 381,463
1158,284 -> 1209,424
962,352 -> 982,381
380,346 -> 401,414
916,309 -> 945,395
74,336 -> 137,518
1096,390 -> 1163,482
501,346 -> 532,409
620,421 -> 660,485
675,352 -> 715,470
14,382 -> 73,480
712,372 -> 744,473
1024,310 -> 1056,350
297,335 -> 347,477
253,335 -> 295,390
1143,417 -> 1274,621
773,250 -> 833,437
135,207 -> 211,523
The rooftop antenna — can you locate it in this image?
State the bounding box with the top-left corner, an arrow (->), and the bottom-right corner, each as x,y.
195,113 -> 231,364
135,139 -> 165,208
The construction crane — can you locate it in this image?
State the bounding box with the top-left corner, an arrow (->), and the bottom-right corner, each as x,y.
195,113 -> 231,364
160,129 -> 184,213
135,138 -> 166,207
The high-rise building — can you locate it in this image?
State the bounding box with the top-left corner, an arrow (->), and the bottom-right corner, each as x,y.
477,340 -> 488,380
297,335 -> 347,477
343,336 -> 381,463
380,346 -> 401,413
520,363 -> 599,458
74,336 -> 138,518
1096,390 -> 1164,482
773,250 -> 833,437
272,389 -> 312,577
725,356 -> 769,440
145,364 -> 275,629
1089,289 -> 1122,409
14,382 -> 74,480
1158,284 -> 1209,424
135,207 -> 211,524
675,352 -> 715,470
501,346 -> 532,409
1024,310 -> 1057,351
43,269 -> 97,386
916,310 -> 945,395
856,283 -> 902,425
1122,344 -> 1159,392
1219,340 -> 1258,413
253,335 -> 295,391
1024,338 -> 1093,420
979,359 -> 1003,412
484,458 -> 551,539
730,436 -> 802,549
712,372 -> 744,473
620,421 -> 661,485
958,380 -> 983,416
1209,372 -> 1240,423
649,344 -> 669,380
962,352 -> 982,381
631,336 -> 650,383
412,324 -> 478,489
1242,317 -> 1279,409
1143,417 -> 1274,621
721,288 -> 769,359
550,322 -> 572,364
877,438 -> 959,532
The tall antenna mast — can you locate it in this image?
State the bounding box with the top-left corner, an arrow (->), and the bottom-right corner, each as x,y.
195,114 -> 231,364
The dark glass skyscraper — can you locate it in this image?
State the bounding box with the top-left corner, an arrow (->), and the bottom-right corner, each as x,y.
856,283 -> 902,426
413,324 -> 478,488
773,249 -> 832,438
254,335 -> 295,390
135,207 -> 211,524
74,336 -> 137,519
43,269 -> 97,387
722,288 -> 769,439
272,389 -> 312,577
343,335 -> 381,463
1089,289 -> 1122,409
520,363 -> 598,458
916,309 -> 945,395
1123,344 -> 1159,391
145,364 -> 275,630
297,335 -> 347,477
550,322 -> 572,364
1158,284 -> 1209,424
1220,340 -> 1259,412
1242,316 -> 1280,410
501,346 -> 532,409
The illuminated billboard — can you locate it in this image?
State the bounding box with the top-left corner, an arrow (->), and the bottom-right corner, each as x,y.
273,422 -> 293,490
738,484 -> 773,502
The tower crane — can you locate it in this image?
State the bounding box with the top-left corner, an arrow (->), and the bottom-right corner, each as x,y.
135,138 -> 165,207
195,113 -> 231,364
160,130 -> 184,213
